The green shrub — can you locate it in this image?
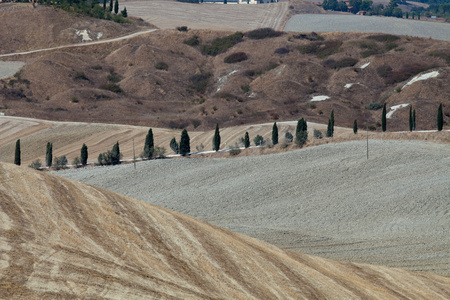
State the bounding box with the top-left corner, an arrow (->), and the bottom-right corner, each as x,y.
376,65 -> 393,78
253,135 -> 264,146
189,73 -> 211,94
229,147 -> 241,156
107,73 -> 122,83
241,84 -> 250,93
74,72 -> 89,81
284,132 -> 293,143
367,34 -> 400,43
155,61 -> 169,70
28,159 -> 42,170
293,32 -> 324,41
53,156 -> 68,170
201,32 -> 243,56
184,35 -> 200,46
244,70 -> 256,77
101,83 -> 123,93
313,129 -> 322,139
323,57 -> 358,69
428,51 -> 450,64
224,52 -> 248,63
385,43 -> 398,51
274,47 -> 290,55
266,62 -> 279,71
366,102 -> 383,110
361,49 -> 381,58
246,28 -> 283,39
177,26 -> 188,31
298,40 -> 342,59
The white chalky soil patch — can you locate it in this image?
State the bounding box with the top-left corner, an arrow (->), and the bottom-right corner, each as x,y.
387,103 -> 409,119
344,83 -> 354,89
75,29 -> 92,42
360,62 -> 370,69
0,61 -> 25,79
310,95 -> 330,102
402,71 -> 439,89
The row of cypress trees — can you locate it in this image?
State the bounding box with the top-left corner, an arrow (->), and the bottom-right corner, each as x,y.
11,105 -> 446,166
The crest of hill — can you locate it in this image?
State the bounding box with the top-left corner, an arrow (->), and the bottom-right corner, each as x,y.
0,162 -> 450,299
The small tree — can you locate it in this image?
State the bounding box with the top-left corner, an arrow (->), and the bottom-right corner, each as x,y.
170,137 -> 179,154
212,123 -> 221,151
81,143 -> 88,165
409,106 -> 413,132
53,156 -> 68,170
109,0 -> 113,12
285,132 -> 293,143
46,142 -> 53,167
114,0 -> 119,14
382,103 -> 387,132
179,129 -> 190,156
326,119 -> 333,137
272,122 -> 278,145
353,120 -> 358,134
121,7 -> 127,17
437,103 -> 443,131
330,109 -> 335,136
14,139 -> 21,166
29,159 -> 42,170
313,129 -> 322,139
143,128 -> 154,159
253,135 -> 264,146
72,157 -> 82,168
413,109 -> 416,131
244,132 -> 250,148
111,141 -> 121,165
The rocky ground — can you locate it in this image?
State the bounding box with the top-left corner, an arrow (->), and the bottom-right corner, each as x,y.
55,140 -> 450,277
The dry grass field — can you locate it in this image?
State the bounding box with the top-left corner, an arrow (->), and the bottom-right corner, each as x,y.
125,0 -> 290,31
1,162 -> 450,299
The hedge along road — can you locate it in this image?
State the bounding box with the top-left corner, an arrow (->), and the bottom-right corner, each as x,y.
284,14 -> 450,41
0,28 -> 158,58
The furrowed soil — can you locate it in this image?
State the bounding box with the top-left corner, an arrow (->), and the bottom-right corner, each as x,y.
55,140 -> 450,277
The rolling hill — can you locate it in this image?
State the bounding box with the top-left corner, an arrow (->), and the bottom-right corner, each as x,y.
1,162 -> 450,299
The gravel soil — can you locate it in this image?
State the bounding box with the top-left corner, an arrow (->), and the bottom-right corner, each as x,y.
54,140 -> 450,277
285,14 -> 450,41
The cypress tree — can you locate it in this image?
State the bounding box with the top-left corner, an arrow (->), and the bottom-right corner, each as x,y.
109,0 -> 113,12
353,120 -> 358,134
121,7 -> 127,17
272,122 -> 278,145
413,109 -> 416,131
409,106 -> 413,132
114,0 -> 119,14
14,139 -> 21,166
103,0 -> 106,10
144,128 -> 154,159
330,109 -> 335,136
170,137 -> 179,154
179,129 -> 190,156
326,119 -> 332,137
81,144 -> 88,165
382,103 -> 387,132
212,123 -> 221,151
46,142 -> 53,167
437,104 -> 443,131
295,118 -> 308,147
111,141 -> 121,165
244,132 -> 250,148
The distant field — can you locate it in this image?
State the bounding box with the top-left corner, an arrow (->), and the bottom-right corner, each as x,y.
55,140 -> 450,277
285,14 -> 450,41
125,0 -> 288,30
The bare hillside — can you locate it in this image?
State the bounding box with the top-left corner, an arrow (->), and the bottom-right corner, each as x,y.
55,140 -> 450,277
1,162 -> 450,299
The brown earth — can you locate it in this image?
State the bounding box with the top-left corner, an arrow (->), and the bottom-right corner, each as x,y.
0,4 -> 449,132
1,161 -> 450,299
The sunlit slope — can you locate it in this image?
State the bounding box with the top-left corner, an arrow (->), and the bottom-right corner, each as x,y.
0,162 -> 449,299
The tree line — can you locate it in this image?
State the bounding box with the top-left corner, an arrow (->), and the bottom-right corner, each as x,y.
12,103 -> 445,167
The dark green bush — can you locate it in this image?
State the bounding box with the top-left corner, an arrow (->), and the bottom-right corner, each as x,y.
274,47 -> 290,55
246,28 -> 283,39
107,73 -> 122,83
155,61 -> 169,70
201,32 -> 243,56
367,34 -> 400,43
177,26 -> 189,31
74,72 -> 89,81
323,57 -> 358,69
224,52 -> 248,63
385,43 -> 398,51
244,70 -> 256,77
366,102 -> 383,110
298,41 -> 342,59
101,83 -> 123,93
376,65 -> 393,78
293,32 -> 324,41
428,51 -> 450,64
229,147 -> 241,156
189,73 -> 211,94
184,35 -> 200,46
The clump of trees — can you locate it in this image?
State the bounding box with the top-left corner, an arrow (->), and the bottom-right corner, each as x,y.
98,141 -> 122,165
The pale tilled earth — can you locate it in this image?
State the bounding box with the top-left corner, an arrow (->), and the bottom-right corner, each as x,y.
55,140 -> 450,277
